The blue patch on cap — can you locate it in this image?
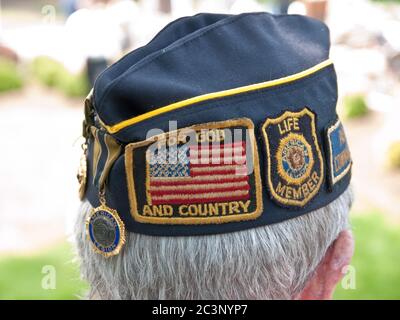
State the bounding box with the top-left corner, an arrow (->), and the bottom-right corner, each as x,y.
326,119 -> 352,187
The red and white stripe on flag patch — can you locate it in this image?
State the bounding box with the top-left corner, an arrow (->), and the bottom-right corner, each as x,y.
149,141 -> 249,205
125,119 -> 263,225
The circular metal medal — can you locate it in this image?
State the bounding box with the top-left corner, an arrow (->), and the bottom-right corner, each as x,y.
86,205 -> 126,258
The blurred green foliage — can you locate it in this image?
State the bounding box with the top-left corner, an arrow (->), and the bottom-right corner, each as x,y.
334,212 -> 400,299
0,243 -> 87,299
0,58 -> 24,93
0,212 -> 399,299
30,56 -> 90,98
386,141 -> 400,169
371,0 -> 400,3
342,94 -> 369,119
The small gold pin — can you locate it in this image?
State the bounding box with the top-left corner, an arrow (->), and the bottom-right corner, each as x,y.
77,143 -> 88,200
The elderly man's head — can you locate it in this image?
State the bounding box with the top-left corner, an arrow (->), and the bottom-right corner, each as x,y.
75,187 -> 353,299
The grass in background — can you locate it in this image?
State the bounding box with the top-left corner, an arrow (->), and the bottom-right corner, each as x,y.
0,242 -> 87,299
0,58 -> 24,93
30,56 -> 90,98
342,94 -> 369,120
0,211 -> 399,299
334,211 -> 400,299
371,0 -> 400,3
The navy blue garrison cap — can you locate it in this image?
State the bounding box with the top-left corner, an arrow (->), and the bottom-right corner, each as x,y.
79,12 -> 352,257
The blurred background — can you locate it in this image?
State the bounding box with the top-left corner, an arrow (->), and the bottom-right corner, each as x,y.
0,0 -> 399,300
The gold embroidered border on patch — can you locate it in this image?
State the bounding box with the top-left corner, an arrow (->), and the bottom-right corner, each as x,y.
327,119 -> 352,185
124,118 -> 263,225
261,108 -> 324,207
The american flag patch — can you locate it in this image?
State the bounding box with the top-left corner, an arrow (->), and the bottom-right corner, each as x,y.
125,119 -> 262,225
148,142 -> 249,205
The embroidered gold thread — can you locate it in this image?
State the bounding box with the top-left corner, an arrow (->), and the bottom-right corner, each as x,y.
125,149 -> 138,216
145,149 -> 153,206
276,133 -> 314,186
261,108 -> 324,207
124,118 -> 263,225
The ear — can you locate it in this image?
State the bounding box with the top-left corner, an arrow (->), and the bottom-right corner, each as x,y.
297,230 -> 354,300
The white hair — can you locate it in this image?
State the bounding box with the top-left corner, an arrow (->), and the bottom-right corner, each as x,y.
74,187 -> 353,299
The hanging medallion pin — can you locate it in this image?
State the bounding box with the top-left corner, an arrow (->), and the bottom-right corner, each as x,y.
86,188 -> 126,258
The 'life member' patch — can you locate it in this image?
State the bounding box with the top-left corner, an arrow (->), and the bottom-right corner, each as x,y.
86,205 -> 126,257
125,118 -> 263,225
326,119 -> 352,187
261,108 -> 324,207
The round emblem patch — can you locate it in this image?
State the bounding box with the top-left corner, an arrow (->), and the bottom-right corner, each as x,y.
86,205 -> 126,258
276,133 -> 314,185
